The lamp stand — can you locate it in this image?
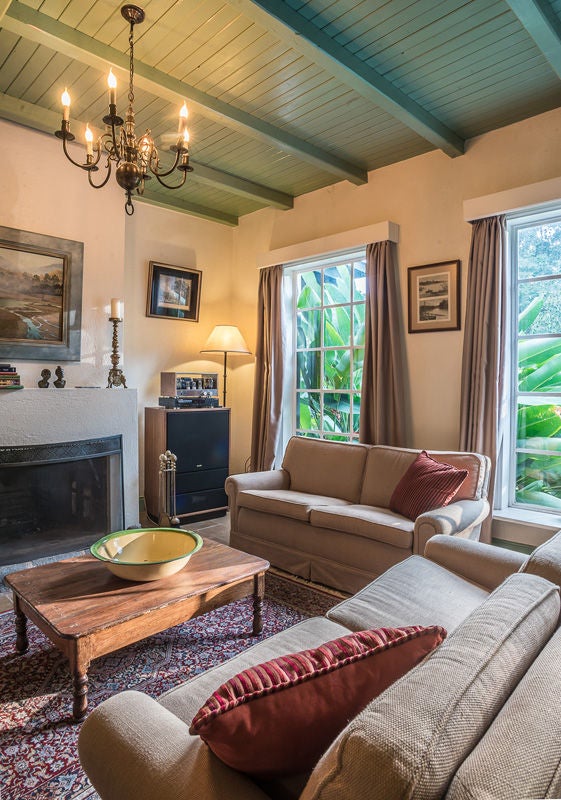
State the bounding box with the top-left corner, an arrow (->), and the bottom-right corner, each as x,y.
222,351 -> 228,407
107,317 -> 128,388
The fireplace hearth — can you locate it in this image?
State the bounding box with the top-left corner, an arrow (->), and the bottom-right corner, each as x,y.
0,436 -> 124,566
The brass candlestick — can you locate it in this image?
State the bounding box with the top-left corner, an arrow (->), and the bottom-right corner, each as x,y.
107,317 -> 127,388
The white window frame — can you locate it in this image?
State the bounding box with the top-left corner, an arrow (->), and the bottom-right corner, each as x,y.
281,248 -> 366,451
504,207 -> 561,516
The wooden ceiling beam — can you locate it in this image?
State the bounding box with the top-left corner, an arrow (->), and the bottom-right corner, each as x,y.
234,0 -> 464,158
135,192 -> 239,227
0,92 -> 289,218
504,0 -> 561,79
3,2 -> 367,185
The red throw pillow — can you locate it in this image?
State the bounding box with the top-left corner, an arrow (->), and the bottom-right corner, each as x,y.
390,450 -> 468,520
189,624 -> 446,777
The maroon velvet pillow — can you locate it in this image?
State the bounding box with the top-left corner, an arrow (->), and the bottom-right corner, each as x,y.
390,450 -> 468,520
189,624 -> 446,777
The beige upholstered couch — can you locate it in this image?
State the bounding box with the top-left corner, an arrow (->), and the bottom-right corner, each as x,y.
79,532 -> 561,800
226,436 -> 491,593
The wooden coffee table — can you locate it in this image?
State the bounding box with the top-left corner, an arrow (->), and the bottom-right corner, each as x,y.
5,537 -> 269,722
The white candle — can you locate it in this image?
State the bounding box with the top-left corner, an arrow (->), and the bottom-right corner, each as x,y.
111,298 -> 122,318
61,88 -> 71,122
108,69 -> 117,106
85,124 -> 93,157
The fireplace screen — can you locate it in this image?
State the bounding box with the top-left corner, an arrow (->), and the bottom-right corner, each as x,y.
0,435 -> 124,566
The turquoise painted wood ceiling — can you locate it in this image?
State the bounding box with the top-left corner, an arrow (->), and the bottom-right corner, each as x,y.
1,0 -> 561,224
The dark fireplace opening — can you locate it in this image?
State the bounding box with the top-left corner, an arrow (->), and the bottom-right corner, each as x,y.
0,436 -> 124,567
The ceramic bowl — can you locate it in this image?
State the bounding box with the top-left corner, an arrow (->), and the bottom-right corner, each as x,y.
90,528 -> 203,582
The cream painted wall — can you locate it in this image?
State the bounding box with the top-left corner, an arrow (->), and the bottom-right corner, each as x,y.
122,202 -> 242,484
232,107 -> 561,454
0,119 -> 125,388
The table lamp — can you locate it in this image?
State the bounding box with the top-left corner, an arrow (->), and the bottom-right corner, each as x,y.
201,325 -> 251,407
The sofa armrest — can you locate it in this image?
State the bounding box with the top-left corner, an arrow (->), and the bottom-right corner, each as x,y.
424,534 -> 527,591
225,469 -> 290,529
413,499 -> 490,555
78,690 -> 269,800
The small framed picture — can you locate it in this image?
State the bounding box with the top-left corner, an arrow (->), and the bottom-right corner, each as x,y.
407,260 -> 461,333
146,261 -> 202,322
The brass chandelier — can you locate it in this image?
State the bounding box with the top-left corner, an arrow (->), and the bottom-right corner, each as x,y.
55,4 -> 192,215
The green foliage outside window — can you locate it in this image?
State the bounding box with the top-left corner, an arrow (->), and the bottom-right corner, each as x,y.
515,221 -> 561,511
295,261 -> 365,442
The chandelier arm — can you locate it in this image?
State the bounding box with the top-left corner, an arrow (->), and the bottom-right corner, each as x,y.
152,169 -> 188,190
61,134 -> 102,170
148,149 -> 183,179
87,160 -> 113,189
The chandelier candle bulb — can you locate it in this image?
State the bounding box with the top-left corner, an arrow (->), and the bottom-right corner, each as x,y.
85,125 -> 94,157
178,102 -> 188,135
62,88 -> 70,122
108,69 -> 117,107
110,298 -> 122,319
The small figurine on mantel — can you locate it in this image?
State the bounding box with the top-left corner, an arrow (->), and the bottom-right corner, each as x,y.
38,368 -> 51,388
54,366 -> 66,388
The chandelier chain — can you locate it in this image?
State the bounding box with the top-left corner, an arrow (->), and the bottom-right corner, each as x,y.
128,22 -> 135,105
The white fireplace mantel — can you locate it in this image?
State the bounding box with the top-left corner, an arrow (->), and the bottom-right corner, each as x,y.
0,388 -> 139,527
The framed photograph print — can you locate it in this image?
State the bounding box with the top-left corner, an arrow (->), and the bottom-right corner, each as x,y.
146,261 -> 202,322
407,260 -> 461,333
0,225 -> 83,361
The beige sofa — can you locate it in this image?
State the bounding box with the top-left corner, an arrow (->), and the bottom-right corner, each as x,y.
226,436 -> 491,593
78,531 -> 561,800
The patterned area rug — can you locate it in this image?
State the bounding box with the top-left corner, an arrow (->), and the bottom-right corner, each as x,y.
0,573 -> 339,800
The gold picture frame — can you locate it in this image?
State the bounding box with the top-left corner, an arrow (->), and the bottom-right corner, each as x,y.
408,260 -> 461,333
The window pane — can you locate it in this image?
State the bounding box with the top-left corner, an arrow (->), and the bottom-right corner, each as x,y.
353,303 -> 365,346
324,264 -> 351,305
323,349 -> 350,389
518,223 -> 561,281
518,278 -> 561,336
324,393 -> 351,433
353,393 -> 361,432
518,337 -> 561,392
515,452 -> 561,511
297,351 -> 321,389
297,309 -> 320,348
297,392 -> 320,430
324,305 -> 351,347
324,434 -> 350,442
517,400 -> 561,444
353,261 -> 366,301
297,271 -> 321,309
353,348 -> 364,391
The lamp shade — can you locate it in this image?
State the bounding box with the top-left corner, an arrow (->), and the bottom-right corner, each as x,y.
201,325 -> 251,354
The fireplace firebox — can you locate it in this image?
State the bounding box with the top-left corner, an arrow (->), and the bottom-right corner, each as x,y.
0,435 -> 124,566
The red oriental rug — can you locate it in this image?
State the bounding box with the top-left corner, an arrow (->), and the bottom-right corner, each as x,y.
0,573 -> 339,800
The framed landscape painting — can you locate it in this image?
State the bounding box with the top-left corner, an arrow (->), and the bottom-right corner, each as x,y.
0,226 -> 83,360
146,261 -> 202,321
407,260 -> 461,333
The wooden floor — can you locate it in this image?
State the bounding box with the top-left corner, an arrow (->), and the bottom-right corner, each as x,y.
0,514 -> 231,614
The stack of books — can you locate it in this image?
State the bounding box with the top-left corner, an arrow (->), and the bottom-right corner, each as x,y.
0,364 -> 23,390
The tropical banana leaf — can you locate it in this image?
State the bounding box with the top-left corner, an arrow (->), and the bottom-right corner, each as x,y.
518,337 -> 561,366
515,489 -> 561,509
518,353 -> 561,391
517,404 -> 561,437
517,437 -> 561,451
518,296 -> 544,333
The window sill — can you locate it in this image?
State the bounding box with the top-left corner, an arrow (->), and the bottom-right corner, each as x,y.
492,507 -> 561,548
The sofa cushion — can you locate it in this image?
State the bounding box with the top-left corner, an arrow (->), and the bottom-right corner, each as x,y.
189,625 -> 446,779
520,528 -> 561,587
360,446 -> 487,508
389,450 -> 467,520
446,625 -> 561,800
327,554 -> 488,633
238,489 -> 350,522
282,436 -> 369,503
302,573 -> 560,800
310,505 -> 413,549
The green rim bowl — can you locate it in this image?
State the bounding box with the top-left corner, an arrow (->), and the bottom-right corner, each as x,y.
90,527 -> 203,582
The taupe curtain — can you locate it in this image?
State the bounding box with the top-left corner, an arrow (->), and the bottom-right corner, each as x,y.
359,240 -> 408,446
459,215 -> 506,543
250,264 -> 284,471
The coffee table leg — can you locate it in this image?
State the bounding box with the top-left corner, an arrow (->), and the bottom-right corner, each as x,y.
253,572 -> 265,635
70,647 -> 90,723
14,597 -> 28,654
